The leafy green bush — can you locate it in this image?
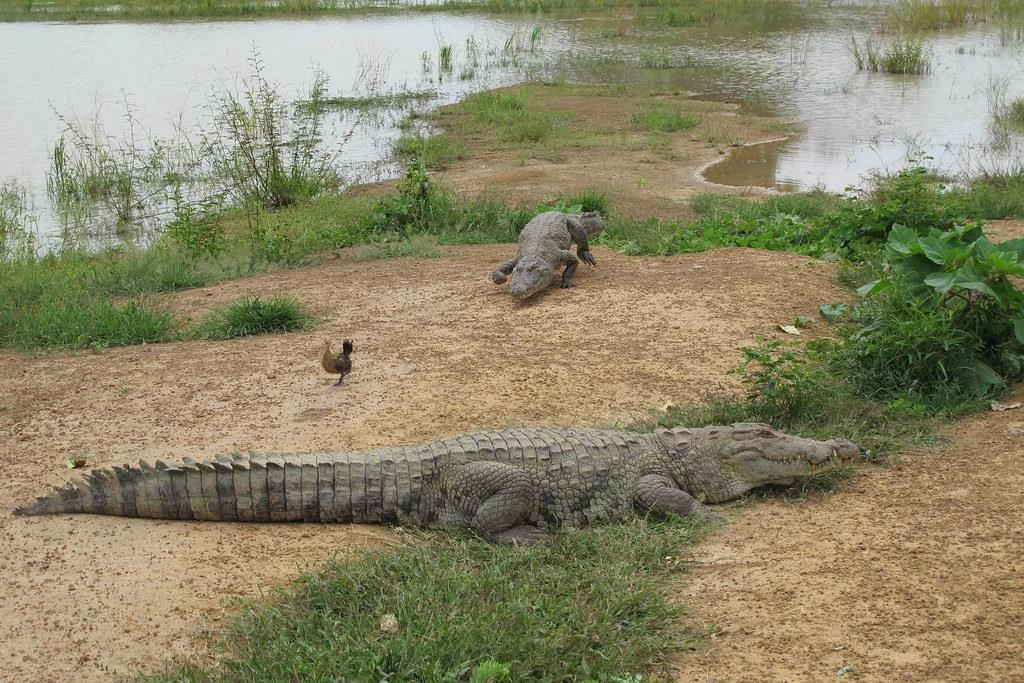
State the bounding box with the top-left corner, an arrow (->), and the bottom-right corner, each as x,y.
194,293 -> 313,340
837,223 -> 1024,409
821,167 -> 969,253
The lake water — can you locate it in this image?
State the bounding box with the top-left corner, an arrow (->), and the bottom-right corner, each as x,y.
1,4 -> 1022,248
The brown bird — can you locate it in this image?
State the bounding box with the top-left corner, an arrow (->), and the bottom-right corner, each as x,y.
321,338 -> 354,385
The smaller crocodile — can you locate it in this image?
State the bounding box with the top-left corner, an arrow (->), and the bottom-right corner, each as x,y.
492,210 -> 606,300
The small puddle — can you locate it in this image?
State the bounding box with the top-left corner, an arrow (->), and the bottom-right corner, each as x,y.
701,139 -> 802,193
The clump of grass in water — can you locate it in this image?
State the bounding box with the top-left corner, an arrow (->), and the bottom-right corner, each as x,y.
204,56 -> 342,212
640,48 -> 672,69
0,181 -> 38,263
850,34 -> 932,75
140,519 -> 707,681
304,89 -> 436,111
1004,97 -> 1024,129
438,44 -> 454,73
529,25 -> 542,51
194,293 -> 313,340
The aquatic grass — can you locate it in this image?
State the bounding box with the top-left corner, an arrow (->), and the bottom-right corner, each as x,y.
0,0 -> 823,24
639,48 -> 673,69
193,293 -> 313,340
529,24 -> 542,51
46,105 -> 193,232
438,44 -> 454,73
203,57 -> 342,211
307,89 -> 436,111
850,35 -> 932,75
1007,99 -> 1024,128
890,0 -> 1024,32
139,519 -> 706,682
0,181 -> 38,263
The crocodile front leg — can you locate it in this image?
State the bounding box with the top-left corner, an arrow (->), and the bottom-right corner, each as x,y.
632,474 -> 723,522
558,249 -> 581,288
491,258 -> 517,284
422,461 -> 543,542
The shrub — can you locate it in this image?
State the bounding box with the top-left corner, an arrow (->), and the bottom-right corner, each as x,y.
839,223 -> 1024,409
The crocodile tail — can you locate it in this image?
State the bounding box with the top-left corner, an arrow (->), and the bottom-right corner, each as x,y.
14,452 -> 405,523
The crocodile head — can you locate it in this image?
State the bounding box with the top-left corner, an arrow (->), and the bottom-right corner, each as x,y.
656,422 -> 859,503
509,256 -> 555,300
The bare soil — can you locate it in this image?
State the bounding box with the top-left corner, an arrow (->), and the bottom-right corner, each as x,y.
2,91 -> 1023,682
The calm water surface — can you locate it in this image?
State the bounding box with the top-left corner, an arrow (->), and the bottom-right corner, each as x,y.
1,5 -> 1022,247
0,15 -> 565,245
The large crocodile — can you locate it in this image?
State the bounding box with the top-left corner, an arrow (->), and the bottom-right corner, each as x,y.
492,210 -> 606,299
15,424 -> 857,543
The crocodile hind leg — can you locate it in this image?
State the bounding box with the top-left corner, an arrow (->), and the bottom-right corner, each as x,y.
491,258 -> 517,284
632,474 -> 724,523
566,216 -> 598,268
422,461 -> 542,542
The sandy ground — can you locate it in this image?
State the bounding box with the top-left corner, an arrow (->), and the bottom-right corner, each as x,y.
2,89 -> 1023,682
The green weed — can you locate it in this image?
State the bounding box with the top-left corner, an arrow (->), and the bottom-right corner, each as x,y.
890,0 -> 1024,32
438,44 -> 454,72
466,90 -> 564,143
640,48 -> 672,69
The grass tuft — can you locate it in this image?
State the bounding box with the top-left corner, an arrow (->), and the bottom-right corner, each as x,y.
193,293 -> 313,340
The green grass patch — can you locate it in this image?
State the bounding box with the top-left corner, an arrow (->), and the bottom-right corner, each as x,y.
393,133 -> 467,170
463,89 -> 569,144
631,106 -> 700,133
141,520 -> 707,682
193,293 -> 313,340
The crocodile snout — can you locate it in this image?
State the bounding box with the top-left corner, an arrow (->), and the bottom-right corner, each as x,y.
814,438 -> 859,465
